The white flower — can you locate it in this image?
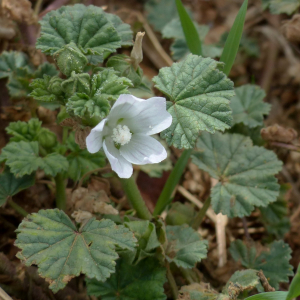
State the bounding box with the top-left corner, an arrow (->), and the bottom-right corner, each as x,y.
86,94 -> 172,178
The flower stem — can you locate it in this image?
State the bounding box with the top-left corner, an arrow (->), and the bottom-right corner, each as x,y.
166,262 -> 178,299
7,198 -> 28,217
192,197 -> 211,229
54,173 -> 66,210
153,149 -> 192,216
119,177 -> 152,220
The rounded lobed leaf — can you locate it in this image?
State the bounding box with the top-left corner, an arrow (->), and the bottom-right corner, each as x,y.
192,132 -> 283,218
230,84 -> 271,128
153,54 -> 235,149
15,209 -> 137,293
166,225 -> 208,269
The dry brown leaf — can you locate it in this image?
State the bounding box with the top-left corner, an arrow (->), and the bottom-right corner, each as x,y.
261,124 -> 298,143
71,187 -> 118,216
71,210 -> 93,223
282,14 -> 300,43
0,17 -> 16,40
74,126 -> 91,149
2,0 -> 37,24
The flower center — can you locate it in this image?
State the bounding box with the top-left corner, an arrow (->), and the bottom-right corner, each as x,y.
111,125 -> 132,146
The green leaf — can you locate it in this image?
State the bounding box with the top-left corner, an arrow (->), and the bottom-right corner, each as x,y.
0,141 -> 68,177
54,42 -> 88,77
263,0 -> 300,15
192,132 -> 282,217
66,69 -> 132,119
106,54 -> 145,88
229,240 -> 293,289
166,202 -> 196,226
36,4 -> 132,63
228,123 -> 264,146
6,62 -> 58,99
0,168 -> 35,206
153,54 -> 234,149
165,225 -> 208,268
5,118 -> 58,151
245,292 -> 288,300
105,13 -> 133,47
175,0 -> 202,55
287,264 -> 300,300
30,75 -> 64,103
0,51 -> 29,79
231,84 -> 271,128
124,220 -> 160,264
178,283 -> 220,300
15,209 -> 137,293
145,0 -> 179,32
66,133 -> 106,181
6,118 -> 42,142
220,0 -> 248,75
86,256 -> 166,300
61,71 -> 90,97
260,185 -> 290,238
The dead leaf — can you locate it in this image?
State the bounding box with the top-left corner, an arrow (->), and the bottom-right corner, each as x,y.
71,210 -> 93,223
71,187 -> 118,216
282,14 -> 300,43
2,0 -> 37,24
261,124 -> 298,143
74,126 -> 91,149
0,17 -> 16,40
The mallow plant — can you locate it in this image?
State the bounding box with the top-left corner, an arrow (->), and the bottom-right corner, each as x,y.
0,1 -> 299,299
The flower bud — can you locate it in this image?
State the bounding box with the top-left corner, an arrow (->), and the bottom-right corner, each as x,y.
130,32 -> 145,70
48,76 -> 64,96
54,42 -> 88,77
38,128 -> 57,149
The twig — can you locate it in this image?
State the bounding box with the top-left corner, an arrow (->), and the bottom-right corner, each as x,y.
78,167 -> 111,188
0,287 -> 13,300
242,217 -> 251,241
216,213 -> 228,268
258,270 -> 275,292
177,186 -> 216,223
271,142 -> 300,152
39,0 -> 70,18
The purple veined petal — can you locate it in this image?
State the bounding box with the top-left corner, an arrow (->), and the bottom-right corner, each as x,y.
120,97 -> 172,135
103,138 -> 133,178
86,118 -> 107,153
120,134 -> 167,165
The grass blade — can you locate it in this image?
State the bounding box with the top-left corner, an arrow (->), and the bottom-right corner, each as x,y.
245,292 -> 288,300
286,264 -> 300,300
220,0 -> 248,75
175,0 -> 202,56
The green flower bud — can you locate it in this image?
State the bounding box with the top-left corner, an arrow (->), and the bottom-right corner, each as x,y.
54,42 -> 88,77
48,76 -> 64,95
38,128 -> 57,150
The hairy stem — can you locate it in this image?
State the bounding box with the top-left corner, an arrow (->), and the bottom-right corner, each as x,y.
154,149 -> 192,216
119,177 -> 152,220
54,173 -> 66,210
7,198 -> 28,217
192,198 -> 211,229
166,262 -> 178,299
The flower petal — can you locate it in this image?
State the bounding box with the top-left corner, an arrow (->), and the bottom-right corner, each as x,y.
103,138 -> 133,178
108,94 -> 145,122
86,119 -> 107,153
120,134 -> 167,165
121,97 -> 172,135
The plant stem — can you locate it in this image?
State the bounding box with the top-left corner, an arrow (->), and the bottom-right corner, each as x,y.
119,177 -> 152,220
154,149 -> 192,216
192,197 -> 211,229
0,287 -> 13,300
54,173 -> 66,210
34,0 -> 43,16
166,262 -> 178,299
7,198 -> 28,217
62,127 -> 68,145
